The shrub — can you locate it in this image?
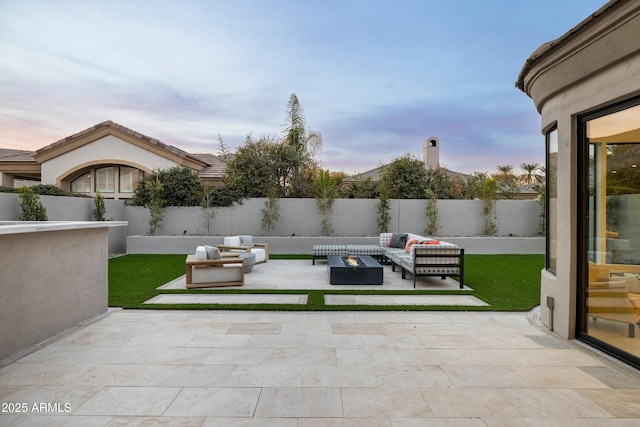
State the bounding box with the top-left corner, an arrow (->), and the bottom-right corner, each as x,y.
376,186 -> 391,233
134,166 -> 202,207
261,186 -> 280,234
18,186 -> 48,221
93,191 -> 106,221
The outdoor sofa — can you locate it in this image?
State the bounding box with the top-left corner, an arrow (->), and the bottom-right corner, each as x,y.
380,232 -> 464,288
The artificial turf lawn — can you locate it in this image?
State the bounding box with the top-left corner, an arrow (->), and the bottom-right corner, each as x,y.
108,254 -> 543,311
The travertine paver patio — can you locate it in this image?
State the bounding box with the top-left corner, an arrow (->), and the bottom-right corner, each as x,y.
1,309 -> 639,425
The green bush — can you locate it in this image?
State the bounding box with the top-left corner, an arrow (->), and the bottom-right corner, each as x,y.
133,166 -> 202,207
31,184 -> 83,197
18,186 -> 48,221
93,191 -> 106,221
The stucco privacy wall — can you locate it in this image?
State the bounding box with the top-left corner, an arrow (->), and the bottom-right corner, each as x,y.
0,193 -> 541,242
41,134 -> 178,185
0,222 -> 124,363
0,192 -> 126,254
125,198 -> 541,238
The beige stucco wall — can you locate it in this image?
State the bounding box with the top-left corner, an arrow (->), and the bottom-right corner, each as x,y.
0,223 -> 119,362
519,1 -> 640,339
1,172 -> 13,187
41,134 -> 180,186
537,55 -> 640,339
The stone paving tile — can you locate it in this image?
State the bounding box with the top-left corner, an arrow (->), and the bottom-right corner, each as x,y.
108,417 -> 206,427
301,365 -> 378,387
341,387 -> 434,418
325,294 -> 488,306
225,365 -> 303,387
254,387 -> 343,418
299,419 -> 392,427
74,386 -> 180,416
6,416 -> 112,427
144,294 -> 308,305
271,348 -> 337,366
203,418 -> 297,427
499,388 -> 613,418
577,388 -> 640,418
164,387 -> 261,417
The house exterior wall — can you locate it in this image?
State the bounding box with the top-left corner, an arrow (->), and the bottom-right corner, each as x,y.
41,134 -> 180,186
518,1 -> 640,340
539,60 -> 640,339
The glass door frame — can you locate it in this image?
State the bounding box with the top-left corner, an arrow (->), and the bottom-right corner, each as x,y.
576,96 -> 640,370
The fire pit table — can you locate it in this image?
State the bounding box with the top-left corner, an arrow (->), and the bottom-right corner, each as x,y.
327,255 -> 383,285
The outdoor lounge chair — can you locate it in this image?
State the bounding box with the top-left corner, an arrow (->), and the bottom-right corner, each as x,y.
218,235 -> 269,263
185,245 -> 244,288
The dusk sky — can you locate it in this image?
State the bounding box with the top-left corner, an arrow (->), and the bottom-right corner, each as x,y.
0,0 -> 607,175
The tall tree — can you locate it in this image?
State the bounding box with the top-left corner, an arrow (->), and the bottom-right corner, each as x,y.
283,93 -> 322,197
380,154 -> 428,199
463,171 -> 488,199
425,165 -> 463,199
223,135 -> 284,197
519,162 -> 541,185
495,164 -> 515,180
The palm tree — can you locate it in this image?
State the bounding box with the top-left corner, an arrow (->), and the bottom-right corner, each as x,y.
495,164 -> 514,181
283,93 -> 322,197
519,162 -> 541,185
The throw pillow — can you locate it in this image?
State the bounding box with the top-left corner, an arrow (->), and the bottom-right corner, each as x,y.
225,236 -> 242,246
204,245 -> 221,260
405,238 -> 420,253
389,233 -> 408,249
195,246 -> 207,260
240,235 -> 254,247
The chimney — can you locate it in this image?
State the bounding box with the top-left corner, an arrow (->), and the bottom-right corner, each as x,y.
423,137 -> 440,169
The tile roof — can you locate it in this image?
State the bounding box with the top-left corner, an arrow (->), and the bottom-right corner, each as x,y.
0,148 -> 36,162
36,120 -> 192,160
516,0 -> 622,91
342,164 -> 470,184
190,153 -> 232,179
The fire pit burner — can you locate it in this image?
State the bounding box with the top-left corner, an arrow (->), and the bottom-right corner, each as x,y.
327,255 -> 383,285
342,256 -> 365,267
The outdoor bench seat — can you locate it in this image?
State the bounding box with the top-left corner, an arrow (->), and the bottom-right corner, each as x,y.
400,245 -> 464,289
312,244 -> 385,265
379,232 -> 464,289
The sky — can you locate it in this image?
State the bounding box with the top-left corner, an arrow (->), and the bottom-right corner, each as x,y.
0,0 -> 608,175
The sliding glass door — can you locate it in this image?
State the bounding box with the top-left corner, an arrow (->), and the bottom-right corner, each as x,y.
578,98 -> 640,368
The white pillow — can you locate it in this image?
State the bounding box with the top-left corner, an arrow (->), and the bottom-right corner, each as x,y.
204,245 -> 221,260
240,235 -> 254,247
224,236 -> 242,246
195,246 -> 207,260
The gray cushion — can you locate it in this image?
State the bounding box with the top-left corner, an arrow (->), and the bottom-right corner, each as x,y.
240,235 -> 254,247
389,233 -> 408,248
204,245 -> 221,260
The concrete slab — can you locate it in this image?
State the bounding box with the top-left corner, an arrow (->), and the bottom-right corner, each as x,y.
144,294 -> 308,305
325,294 -> 489,306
